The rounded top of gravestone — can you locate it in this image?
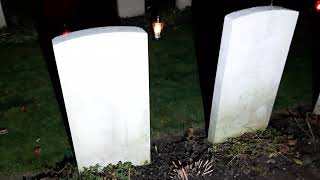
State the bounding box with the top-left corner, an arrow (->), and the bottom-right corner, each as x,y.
52,26 -> 146,45
226,6 -> 298,20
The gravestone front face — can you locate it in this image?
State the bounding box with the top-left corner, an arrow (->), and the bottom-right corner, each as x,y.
208,6 -> 299,143
0,0 -> 6,28
314,95 -> 320,115
52,26 -> 150,170
117,0 -> 145,18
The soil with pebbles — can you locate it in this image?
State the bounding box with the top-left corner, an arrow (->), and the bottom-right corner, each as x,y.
133,105 -> 320,180
27,105 -> 320,179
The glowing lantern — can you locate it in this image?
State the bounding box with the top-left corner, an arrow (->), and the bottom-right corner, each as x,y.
316,1 -> 320,12
152,16 -> 164,40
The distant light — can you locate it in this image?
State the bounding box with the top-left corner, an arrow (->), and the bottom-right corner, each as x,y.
62,30 -> 70,35
316,1 -> 320,12
62,24 -> 71,35
152,16 -> 164,40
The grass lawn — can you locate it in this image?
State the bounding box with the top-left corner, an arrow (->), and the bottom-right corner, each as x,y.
0,42 -> 71,174
0,12 -> 313,175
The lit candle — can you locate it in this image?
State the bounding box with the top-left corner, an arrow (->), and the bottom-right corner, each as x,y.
152,16 -> 164,40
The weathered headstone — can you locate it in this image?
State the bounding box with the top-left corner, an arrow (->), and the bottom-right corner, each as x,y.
52,26 -> 150,170
117,0 -> 145,18
176,0 -> 191,10
208,6 -> 299,143
313,95 -> 320,115
0,0 -> 6,28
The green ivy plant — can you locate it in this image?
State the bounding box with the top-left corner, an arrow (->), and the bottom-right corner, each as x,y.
78,162 -> 138,180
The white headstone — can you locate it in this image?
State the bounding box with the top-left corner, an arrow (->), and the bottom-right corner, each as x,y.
313,95 -> 320,115
117,0 -> 145,18
52,26 -> 150,170
208,6 -> 299,143
176,0 -> 191,10
0,0 -> 6,28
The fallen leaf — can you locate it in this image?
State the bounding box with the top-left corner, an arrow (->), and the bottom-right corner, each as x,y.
185,127 -> 194,140
293,158 -> 303,165
279,144 -> 289,154
33,146 -> 41,157
288,139 -> 297,146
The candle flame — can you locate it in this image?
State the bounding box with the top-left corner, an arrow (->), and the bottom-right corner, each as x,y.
153,22 -> 163,34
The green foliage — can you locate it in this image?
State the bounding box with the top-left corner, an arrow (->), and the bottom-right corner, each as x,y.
79,164 -> 103,180
79,162 -> 138,180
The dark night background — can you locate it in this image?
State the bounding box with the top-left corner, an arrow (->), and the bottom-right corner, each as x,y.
1,0 -> 318,135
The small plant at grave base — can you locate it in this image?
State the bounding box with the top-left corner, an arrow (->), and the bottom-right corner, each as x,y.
209,128 -> 290,172
170,159 -> 214,179
79,164 -> 102,180
102,161 -> 138,180
46,162 -> 77,179
79,162 -> 138,180
212,128 -> 282,157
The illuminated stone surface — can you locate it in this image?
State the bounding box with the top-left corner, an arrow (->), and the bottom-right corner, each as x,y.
314,95 -> 320,115
176,0 -> 191,10
208,6 -> 299,143
52,26 -> 150,170
117,0 -> 144,18
0,1 -> 6,28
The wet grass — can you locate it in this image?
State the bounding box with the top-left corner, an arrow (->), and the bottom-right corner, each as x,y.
0,43 -> 72,174
149,24 -> 203,137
